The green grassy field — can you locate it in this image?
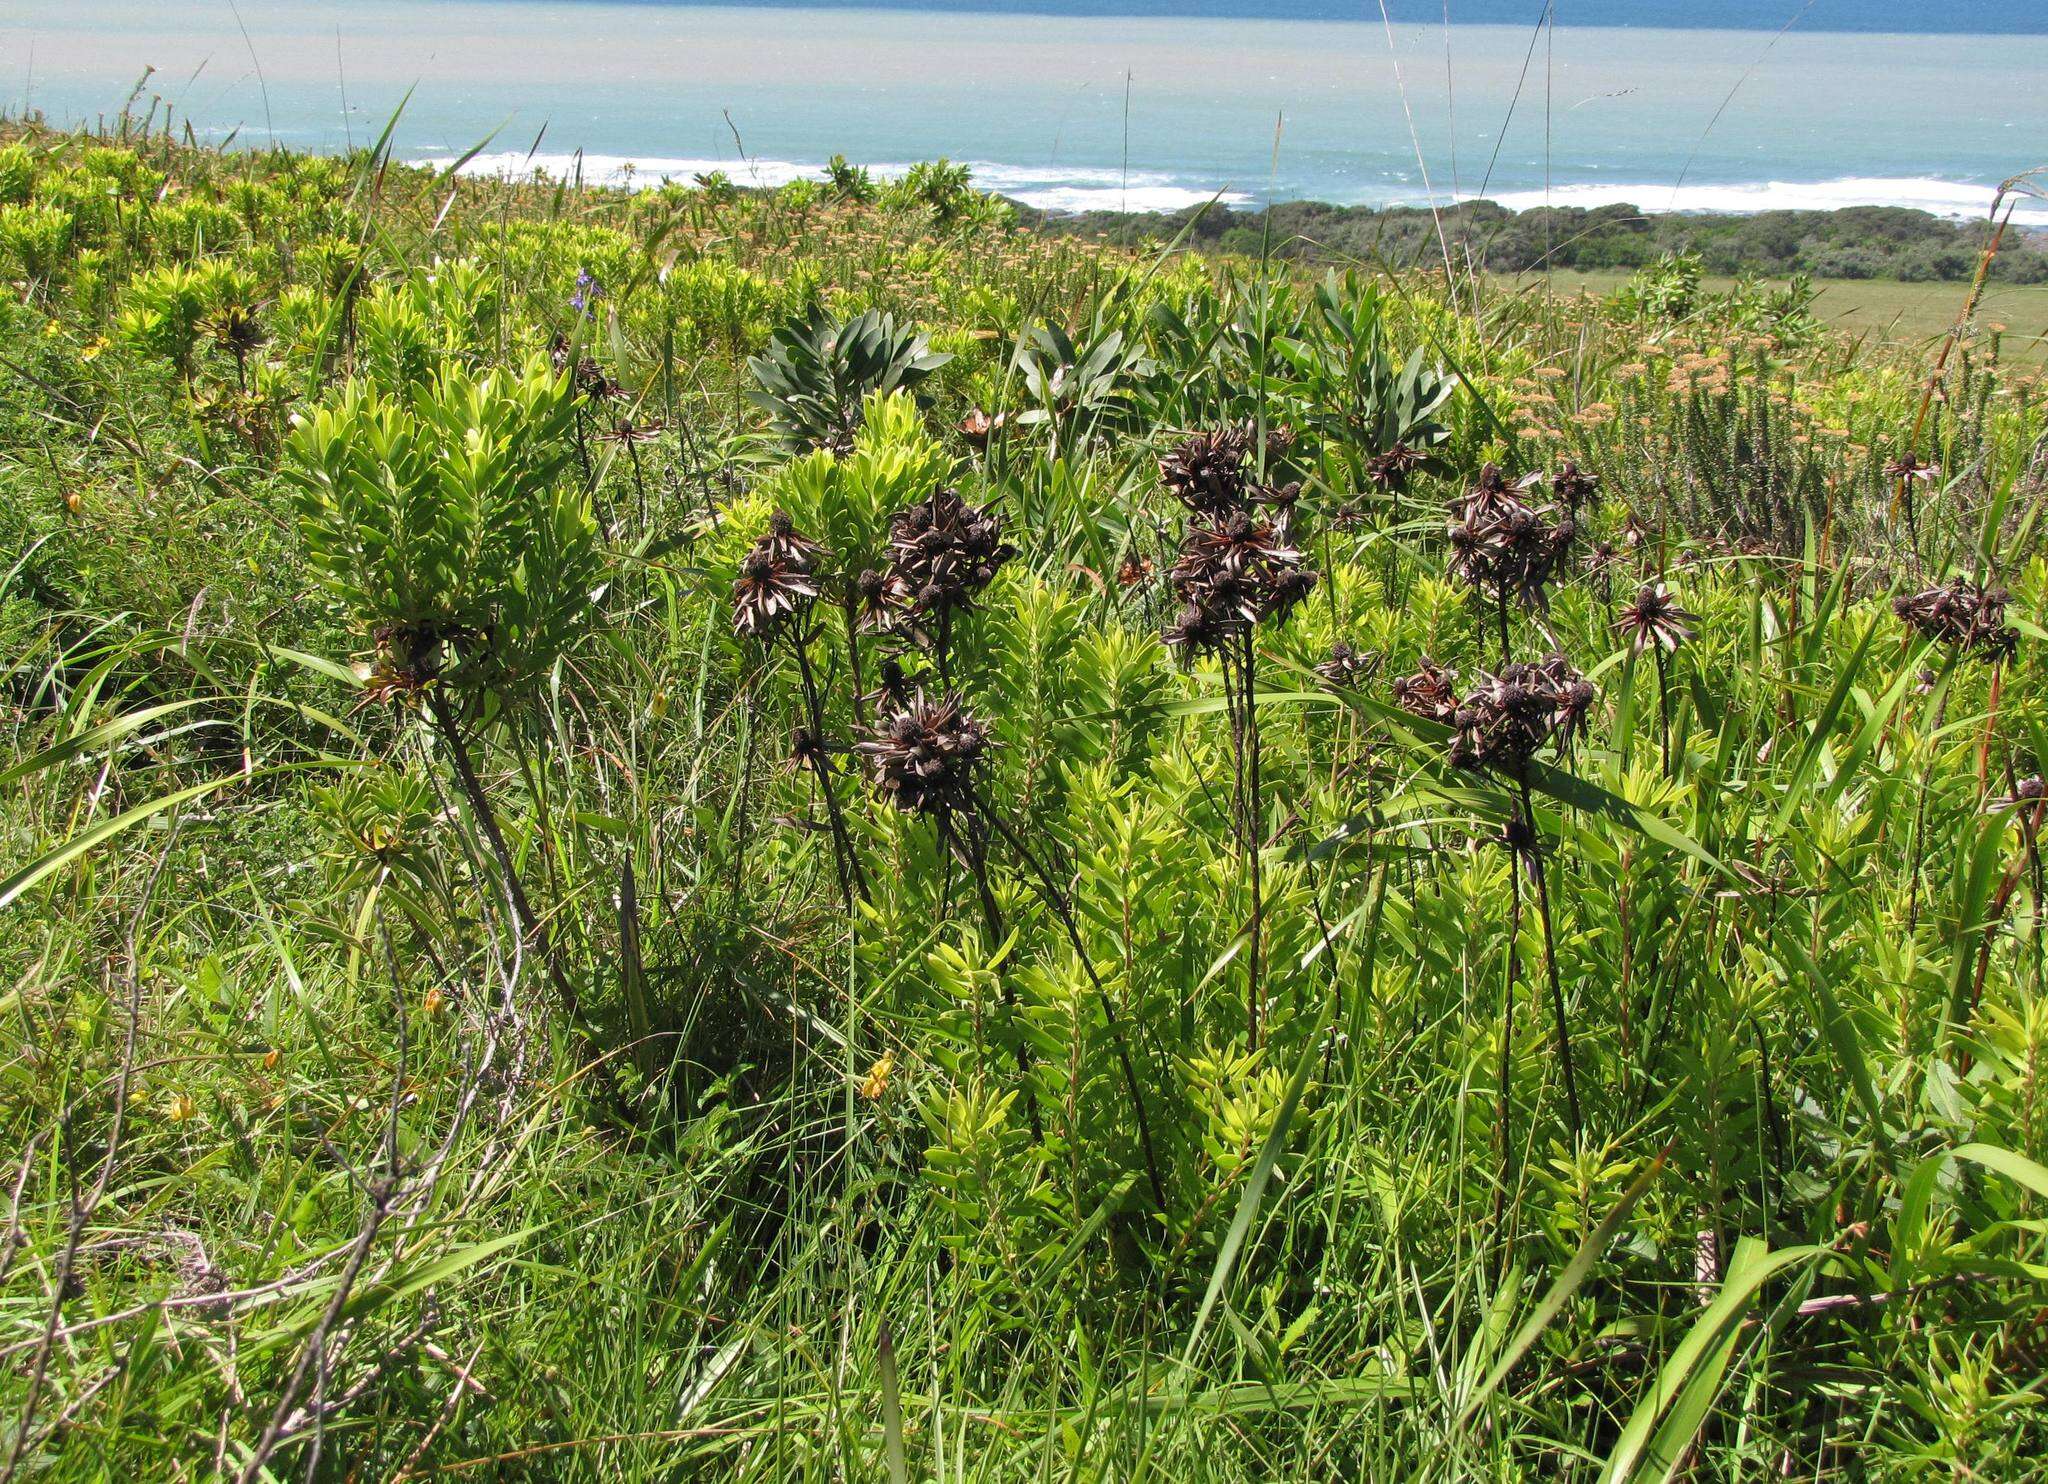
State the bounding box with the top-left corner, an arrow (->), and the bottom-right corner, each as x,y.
1510,267 -> 2048,363
4,127 -> 2048,1479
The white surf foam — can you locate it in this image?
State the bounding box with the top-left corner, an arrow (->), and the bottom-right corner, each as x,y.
415,153 -> 2045,223
1483,176 -> 2048,226
410,150 -> 1252,212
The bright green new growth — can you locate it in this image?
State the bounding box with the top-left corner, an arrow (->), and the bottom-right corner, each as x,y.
286,354 -> 598,702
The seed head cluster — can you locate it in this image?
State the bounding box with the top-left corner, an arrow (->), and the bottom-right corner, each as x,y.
1158,427 -> 1319,658
1446,463 -> 1577,611
1892,578 -> 2018,662
732,512 -> 824,640
1446,656 -> 1596,772
1163,512 -> 1317,656
858,692 -> 991,817
881,487 -> 1015,628
1159,425 -> 1254,517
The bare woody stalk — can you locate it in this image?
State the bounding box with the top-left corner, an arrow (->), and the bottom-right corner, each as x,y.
427,688 -> 586,1027
1158,426 -> 1317,1049
943,810 -> 1043,1143
1406,651 -> 1596,1150
0,820 -> 180,1484
1240,629 -> 1266,1038
789,632 -> 868,912
1515,775 -> 1582,1139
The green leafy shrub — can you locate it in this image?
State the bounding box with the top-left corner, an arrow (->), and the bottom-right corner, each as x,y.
285,354 -> 598,703
748,304 -> 952,453
0,202 -> 72,281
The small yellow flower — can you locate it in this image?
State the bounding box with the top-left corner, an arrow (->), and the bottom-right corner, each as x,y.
423,986 -> 447,1016
166,1092 -> 198,1123
859,1049 -> 896,1101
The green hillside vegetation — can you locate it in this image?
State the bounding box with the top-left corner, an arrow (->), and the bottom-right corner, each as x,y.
4,122 -> 2048,1478
1037,196 -> 2048,284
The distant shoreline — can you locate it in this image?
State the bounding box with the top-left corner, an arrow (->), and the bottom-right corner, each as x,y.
421,152 -> 2048,231
396,144 -> 2048,285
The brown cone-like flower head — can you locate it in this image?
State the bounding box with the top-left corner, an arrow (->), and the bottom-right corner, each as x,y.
1446,467 -> 1575,611
1392,656 -> 1459,725
1162,511 -> 1317,657
1367,442 -> 1429,494
1551,459 -> 1598,513
1159,426 -> 1254,517
732,512 -> 824,640
885,487 -> 1015,624
1616,582 -> 1697,657
858,693 -> 990,816
1884,453 -> 1940,484
1893,578 -> 2017,663
1315,642 -> 1375,688
1447,656 -> 1595,772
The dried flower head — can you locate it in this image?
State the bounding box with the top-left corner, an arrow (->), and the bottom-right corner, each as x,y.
1162,512 -> 1317,657
1551,459 -> 1598,513
1988,774 -> 2046,815
1315,642 -> 1375,688
1616,582 -> 1697,657
600,416 -> 665,446
1447,656 -> 1595,772
885,487 -> 1015,624
1392,656 -> 1460,725
862,655 -> 922,712
858,692 -> 990,816
1447,466 -> 1576,611
1159,426 -> 1254,517
1367,442 -> 1429,494
549,333 -> 621,402
958,409 -> 1003,445
1893,578 -> 2018,663
732,512 -> 824,639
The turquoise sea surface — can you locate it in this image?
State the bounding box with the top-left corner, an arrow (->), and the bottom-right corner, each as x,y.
6,1 -> 2046,221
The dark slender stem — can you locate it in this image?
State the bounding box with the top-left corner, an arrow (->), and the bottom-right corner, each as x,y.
1493,817 -> 1521,1234
1241,628 -> 1265,1046
427,689 -> 583,1026
952,814 -> 1043,1143
843,597 -> 868,727
1752,1016 -> 1788,1214
978,803 -> 1168,1215
626,436 -> 648,528
789,636 -> 867,911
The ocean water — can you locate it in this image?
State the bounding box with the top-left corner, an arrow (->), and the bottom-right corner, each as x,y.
6,1 -> 2046,223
